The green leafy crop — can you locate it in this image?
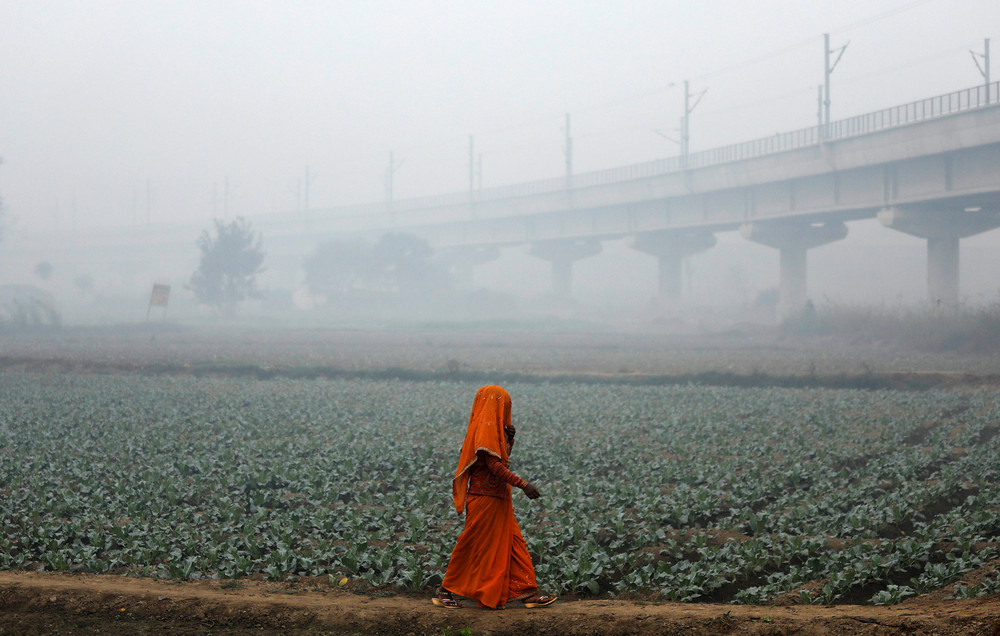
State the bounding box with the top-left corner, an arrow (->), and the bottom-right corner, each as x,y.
1,374 -> 998,605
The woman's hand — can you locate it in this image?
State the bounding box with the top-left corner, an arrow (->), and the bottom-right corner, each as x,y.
504,424 -> 516,446
522,482 -> 541,499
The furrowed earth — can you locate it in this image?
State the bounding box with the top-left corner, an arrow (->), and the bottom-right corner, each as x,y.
2,325 -> 1000,635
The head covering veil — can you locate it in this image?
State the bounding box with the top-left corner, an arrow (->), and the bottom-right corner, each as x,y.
452,385 -> 512,514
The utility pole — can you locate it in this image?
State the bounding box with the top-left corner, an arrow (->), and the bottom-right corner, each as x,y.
384,151 -> 404,204
468,135 -> 475,195
683,80 -> 689,161
303,166 -> 315,212
817,85 -> 824,128
681,80 -> 706,166
385,152 -> 393,204
224,176 -> 229,219
971,38 -> 991,104
823,33 -> 849,137
564,112 -> 573,183
145,178 -> 151,223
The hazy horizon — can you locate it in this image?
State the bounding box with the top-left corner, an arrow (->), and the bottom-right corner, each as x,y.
1,1 -> 997,232
1,1 -> 999,326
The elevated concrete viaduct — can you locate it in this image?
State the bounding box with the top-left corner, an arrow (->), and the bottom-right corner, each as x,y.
30,84 -> 996,320
345,82 -> 1000,316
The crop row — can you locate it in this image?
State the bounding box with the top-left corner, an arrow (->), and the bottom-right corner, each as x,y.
1,373 -> 998,604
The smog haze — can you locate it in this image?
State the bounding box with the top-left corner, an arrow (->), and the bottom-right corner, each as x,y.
1,0 -> 998,325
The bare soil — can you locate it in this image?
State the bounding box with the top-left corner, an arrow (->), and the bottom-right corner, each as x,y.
2,571 -> 1000,635
2,325 -> 1000,389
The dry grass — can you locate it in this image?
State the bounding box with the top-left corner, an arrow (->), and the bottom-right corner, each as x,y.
783,301 -> 1000,354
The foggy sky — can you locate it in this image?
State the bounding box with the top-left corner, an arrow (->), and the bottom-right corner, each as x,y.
0,0 -> 998,235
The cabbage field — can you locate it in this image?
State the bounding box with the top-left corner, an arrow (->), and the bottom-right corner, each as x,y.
2,372 -> 999,605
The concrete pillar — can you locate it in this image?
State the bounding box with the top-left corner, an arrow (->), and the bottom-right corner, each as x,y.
878,206 -> 1000,307
740,220 -> 848,319
438,245 -> 501,289
779,244 -> 808,317
552,258 -> 572,297
628,231 -> 717,302
927,236 -> 959,306
526,239 -> 602,298
657,256 -> 683,299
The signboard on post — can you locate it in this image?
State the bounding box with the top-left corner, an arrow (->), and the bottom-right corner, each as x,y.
147,283 -> 170,320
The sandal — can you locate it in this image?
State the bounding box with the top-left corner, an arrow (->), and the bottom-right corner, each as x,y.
431,586 -> 462,609
522,594 -> 557,608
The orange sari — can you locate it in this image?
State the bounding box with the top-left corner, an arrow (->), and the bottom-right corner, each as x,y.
442,385 -> 538,609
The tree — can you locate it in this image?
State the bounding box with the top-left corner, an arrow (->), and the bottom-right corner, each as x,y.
303,239 -> 372,297
302,232 -> 452,300
73,274 -> 95,293
189,217 -> 265,317
369,232 -> 451,293
34,262 -> 53,280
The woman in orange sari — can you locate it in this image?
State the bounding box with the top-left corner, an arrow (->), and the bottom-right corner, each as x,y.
433,385 -> 557,610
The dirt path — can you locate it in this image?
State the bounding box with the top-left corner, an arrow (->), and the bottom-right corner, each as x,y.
1,572 -> 999,635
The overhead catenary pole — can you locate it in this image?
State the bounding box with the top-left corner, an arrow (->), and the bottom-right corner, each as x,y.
824,33 -> 830,129
384,151 -> 404,205
386,152 -> 393,203
971,38 -> 991,104
823,33 -> 849,136
988,38 -> 992,102
682,80 -> 689,161
681,80 -> 707,167
564,112 -> 573,183
468,135 -> 475,196
817,85 -> 824,128
303,166 -> 315,212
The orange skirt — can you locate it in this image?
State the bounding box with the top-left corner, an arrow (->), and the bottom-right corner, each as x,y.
441,494 -> 537,609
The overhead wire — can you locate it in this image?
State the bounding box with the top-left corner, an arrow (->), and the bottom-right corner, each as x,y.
387,0 -> 959,177
699,85 -> 817,117
553,1 -> 944,115
838,45 -> 968,86
691,0 -> 939,82
828,0 -> 939,35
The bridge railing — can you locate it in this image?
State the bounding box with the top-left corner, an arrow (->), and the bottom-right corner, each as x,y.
826,81 -> 999,139
685,81 -> 1000,168
313,81 -> 1000,220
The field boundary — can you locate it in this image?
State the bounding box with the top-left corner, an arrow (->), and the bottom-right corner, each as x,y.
2,571 -> 999,636
1,354 -> 998,391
